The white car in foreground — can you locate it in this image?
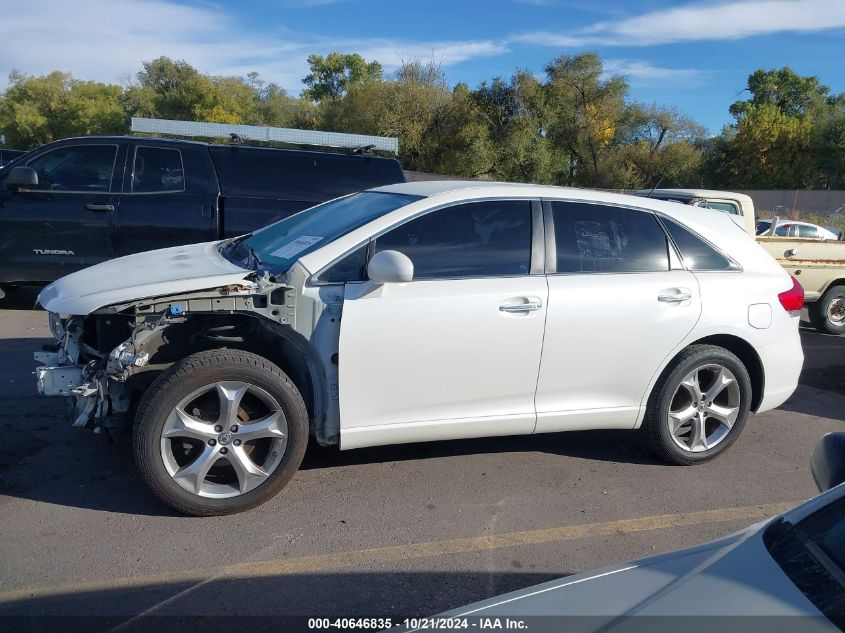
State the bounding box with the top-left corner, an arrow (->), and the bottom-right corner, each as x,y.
35,182 -> 805,515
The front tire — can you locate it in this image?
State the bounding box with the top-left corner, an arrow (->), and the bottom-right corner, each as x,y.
808,285 -> 845,335
134,350 -> 308,516
643,345 -> 752,465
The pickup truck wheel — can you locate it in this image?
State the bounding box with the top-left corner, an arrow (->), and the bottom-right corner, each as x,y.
809,286 -> 845,335
134,350 -> 308,516
643,345 -> 751,465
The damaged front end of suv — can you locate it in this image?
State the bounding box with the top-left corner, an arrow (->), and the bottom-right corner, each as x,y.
32,240 -> 336,448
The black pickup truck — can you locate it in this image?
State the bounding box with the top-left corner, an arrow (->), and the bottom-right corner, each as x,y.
0,136 -> 404,293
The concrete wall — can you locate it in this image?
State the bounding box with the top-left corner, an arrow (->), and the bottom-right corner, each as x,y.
736,190 -> 845,217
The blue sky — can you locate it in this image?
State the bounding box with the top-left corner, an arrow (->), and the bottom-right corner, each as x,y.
1,0 -> 844,133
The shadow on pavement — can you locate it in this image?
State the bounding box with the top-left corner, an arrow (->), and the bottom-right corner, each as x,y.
0,286 -> 42,310
0,570 -> 563,632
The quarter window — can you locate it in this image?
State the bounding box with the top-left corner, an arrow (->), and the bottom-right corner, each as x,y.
550,202 -> 669,273
133,147 -> 184,193
26,145 -> 117,192
662,217 -> 736,271
374,200 -> 533,279
317,244 -> 369,284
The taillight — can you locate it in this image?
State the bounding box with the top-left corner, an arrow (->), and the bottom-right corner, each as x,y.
778,275 -> 804,312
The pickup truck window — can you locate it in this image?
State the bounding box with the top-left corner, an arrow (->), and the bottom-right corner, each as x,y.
662,217 -> 737,271
26,144 -> 117,192
209,145 -> 404,201
132,147 -> 184,193
704,201 -> 739,215
227,191 -> 422,271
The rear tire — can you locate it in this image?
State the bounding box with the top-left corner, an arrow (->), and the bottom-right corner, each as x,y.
808,285 -> 845,335
134,349 -> 308,516
643,345 -> 752,465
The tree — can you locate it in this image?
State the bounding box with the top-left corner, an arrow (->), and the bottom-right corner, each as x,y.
471,71 -> 559,183
543,53 -> 631,187
302,53 -> 382,102
704,66 -> 843,189
730,67 -> 829,119
612,105 -> 706,189
0,70 -> 125,148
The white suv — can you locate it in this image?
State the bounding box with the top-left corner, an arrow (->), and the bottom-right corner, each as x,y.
36,182 -> 805,515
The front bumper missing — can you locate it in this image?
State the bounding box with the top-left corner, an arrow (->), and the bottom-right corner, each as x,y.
35,364 -> 108,427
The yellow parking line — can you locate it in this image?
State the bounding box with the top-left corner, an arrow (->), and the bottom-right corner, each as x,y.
0,501 -> 797,604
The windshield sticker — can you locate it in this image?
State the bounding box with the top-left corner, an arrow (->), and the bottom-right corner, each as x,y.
269,236 -> 323,259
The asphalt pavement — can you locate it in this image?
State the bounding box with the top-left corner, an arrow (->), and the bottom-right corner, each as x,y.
0,306 -> 842,630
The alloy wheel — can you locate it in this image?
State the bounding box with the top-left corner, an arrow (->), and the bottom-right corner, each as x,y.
159,381 -> 288,498
667,364 -> 741,453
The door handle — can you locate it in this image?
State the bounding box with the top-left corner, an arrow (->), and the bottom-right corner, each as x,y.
85,203 -> 114,212
658,289 -> 692,303
499,300 -> 543,313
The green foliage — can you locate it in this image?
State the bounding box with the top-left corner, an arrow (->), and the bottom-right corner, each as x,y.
705,65 -> 845,190
302,53 -> 382,102
0,71 -> 124,148
730,67 -> 828,119
1,55 -> 842,194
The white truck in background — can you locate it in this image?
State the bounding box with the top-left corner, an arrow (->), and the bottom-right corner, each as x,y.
637,189 -> 845,335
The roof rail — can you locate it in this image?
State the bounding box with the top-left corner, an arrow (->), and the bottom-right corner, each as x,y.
130,117 -> 399,155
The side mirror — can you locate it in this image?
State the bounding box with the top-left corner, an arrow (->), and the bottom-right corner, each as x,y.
811,432 -> 845,492
367,250 -> 414,284
5,166 -> 38,191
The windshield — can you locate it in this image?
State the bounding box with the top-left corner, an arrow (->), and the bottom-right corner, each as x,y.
221,191 -> 422,272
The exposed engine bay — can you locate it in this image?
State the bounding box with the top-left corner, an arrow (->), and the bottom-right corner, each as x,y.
34,266 -> 344,446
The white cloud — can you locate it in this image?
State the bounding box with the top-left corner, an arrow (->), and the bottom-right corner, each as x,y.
0,0 -> 507,93
602,59 -> 706,86
513,0 -> 845,46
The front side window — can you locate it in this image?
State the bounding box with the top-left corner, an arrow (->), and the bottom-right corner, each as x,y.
26,145 -> 117,192
662,217 -> 736,271
551,201 -> 669,274
133,147 -> 184,193
374,200 -> 532,279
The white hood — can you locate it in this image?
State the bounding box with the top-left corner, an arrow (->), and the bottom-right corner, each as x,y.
39,241 -> 253,315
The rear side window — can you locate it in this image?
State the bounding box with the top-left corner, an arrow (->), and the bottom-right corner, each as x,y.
210,146 -> 404,201
133,147 -> 184,193
662,218 -> 736,271
551,201 -> 669,273
26,145 -> 117,192
375,200 -> 532,279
